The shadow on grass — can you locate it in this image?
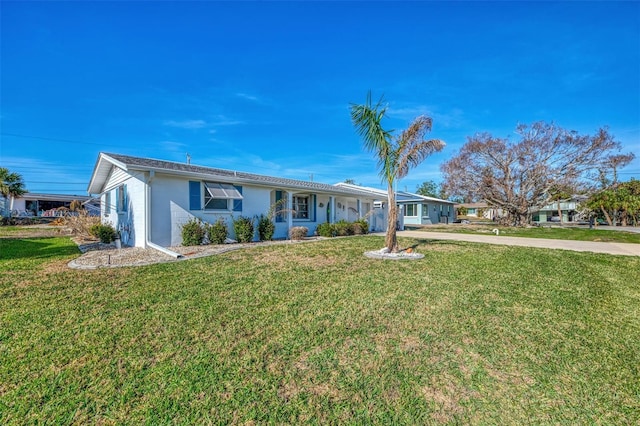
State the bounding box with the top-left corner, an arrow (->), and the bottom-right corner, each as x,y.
401,238 -> 469,250
0,237 -> 80,262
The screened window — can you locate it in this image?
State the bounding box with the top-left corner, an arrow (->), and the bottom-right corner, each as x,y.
203,182 -> 243,210
422,203 -> 429,217
293,196 -> 309,219
104,192 -> 111,215
117,184 -> 127,212
404,204 -> 417,217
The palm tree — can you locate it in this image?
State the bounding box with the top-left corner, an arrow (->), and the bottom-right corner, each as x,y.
0,167 -> 28,216
350,92 -> 445,252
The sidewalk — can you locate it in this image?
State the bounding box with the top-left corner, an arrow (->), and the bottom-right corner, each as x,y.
396,230 -> 640,257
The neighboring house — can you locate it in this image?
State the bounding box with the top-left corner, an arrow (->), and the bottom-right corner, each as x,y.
3,193 -> 99,217
456,197 -> 586,223
87,153 -> 378,250
531,196 -> 587,223
455,202 -> 500,220
335,183 -> 456,227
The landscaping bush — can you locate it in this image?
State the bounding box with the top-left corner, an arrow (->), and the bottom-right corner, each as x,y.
61,211 -> 100,239
233,216 -> 255,243
353,218 -> 369,235
181,218 -> 205,246
257,214 -> 275,241
334,220 -> 354,236
316,222 -> 335,237
90,223 -> 117,243
205,218 -> 228,245
289,226 -> 308,240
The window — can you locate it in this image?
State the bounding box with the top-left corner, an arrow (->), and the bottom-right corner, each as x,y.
104,192 -> 111,215
404,204 -> 417,217
293,195 -> 309,219
203,182 -> 243,211
422,203 -> 429,217
116,184 -> 127,212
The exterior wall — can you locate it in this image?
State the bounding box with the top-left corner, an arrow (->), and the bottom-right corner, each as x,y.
401,201 -> 455,226
102,170 -> 146,247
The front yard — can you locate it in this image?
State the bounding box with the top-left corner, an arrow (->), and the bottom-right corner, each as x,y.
1,233 -> 638,424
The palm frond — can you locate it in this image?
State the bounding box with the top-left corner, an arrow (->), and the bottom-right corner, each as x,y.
395,115 -> 445,179
349,91 -> 393,155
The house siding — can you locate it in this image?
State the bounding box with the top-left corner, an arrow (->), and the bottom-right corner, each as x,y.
101,170 -> 146,247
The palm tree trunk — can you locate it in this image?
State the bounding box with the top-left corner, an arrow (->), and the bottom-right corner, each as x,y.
386,181 -> 399,252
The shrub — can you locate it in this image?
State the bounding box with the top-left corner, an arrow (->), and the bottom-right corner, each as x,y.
181,218 -> 205,246
353,218 -> 369,235
90,223 -> 117,243
334,220 -> 354,236
206,218 -> 228,245
316,222 -> 334,237
289,226 -> 308,240
257,214 -> 275,241
233,216 -> 254,243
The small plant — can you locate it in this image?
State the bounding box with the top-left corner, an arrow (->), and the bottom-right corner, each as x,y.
316,222 -> 334,237
334,220 -> 354,236
181,218 -> 205,246
206,218 -> 228,245
353,218 -> 369,235
289,226 -> 308,240
233,216 -> 255,243
257,214 -> 275,241
90,223 -> 117,243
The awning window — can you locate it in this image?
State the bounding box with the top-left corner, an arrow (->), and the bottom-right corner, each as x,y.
204,182 -> 243,199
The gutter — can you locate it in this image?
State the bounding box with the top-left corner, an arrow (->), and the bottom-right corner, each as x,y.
147,240 -> 182,259
144,170 -> 182,259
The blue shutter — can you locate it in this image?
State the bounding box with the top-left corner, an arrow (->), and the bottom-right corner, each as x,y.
189,181 -> 201,210
122,184 -> 128,212
233,185 -> 243,212
275,190 -> 283,222
115,187 -> 120,211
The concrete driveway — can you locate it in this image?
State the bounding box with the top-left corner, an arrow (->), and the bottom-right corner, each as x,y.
396,230 -> 640,257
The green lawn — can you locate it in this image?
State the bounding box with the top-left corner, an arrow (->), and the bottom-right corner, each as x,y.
415,224 -> 640,244
1,235 -> 639,424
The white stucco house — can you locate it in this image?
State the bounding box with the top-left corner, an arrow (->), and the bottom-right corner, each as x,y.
87,153 -> 379,253
334,183 -> 456,228
4,193 -> 100,217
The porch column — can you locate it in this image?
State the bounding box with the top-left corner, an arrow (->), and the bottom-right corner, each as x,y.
329,196 -> 335,223
357,199 -> 362,219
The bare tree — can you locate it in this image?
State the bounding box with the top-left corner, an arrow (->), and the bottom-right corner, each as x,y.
441,122 -> 628,226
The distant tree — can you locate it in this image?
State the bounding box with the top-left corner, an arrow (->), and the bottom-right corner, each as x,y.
586,179 -> 640,226
0,167 -> 28,216
70,199 -> 83,212
441,122 -> 629,226
351,92 -> 445,252
415,180 -> 439,198
344,178 -> 356,185
596,153 -> 635,189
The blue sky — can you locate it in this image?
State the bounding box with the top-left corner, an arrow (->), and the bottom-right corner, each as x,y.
1,1 -> 639,196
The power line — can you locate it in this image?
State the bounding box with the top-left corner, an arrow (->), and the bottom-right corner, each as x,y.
0,132 -> 112,147
24,181 -> 87,184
